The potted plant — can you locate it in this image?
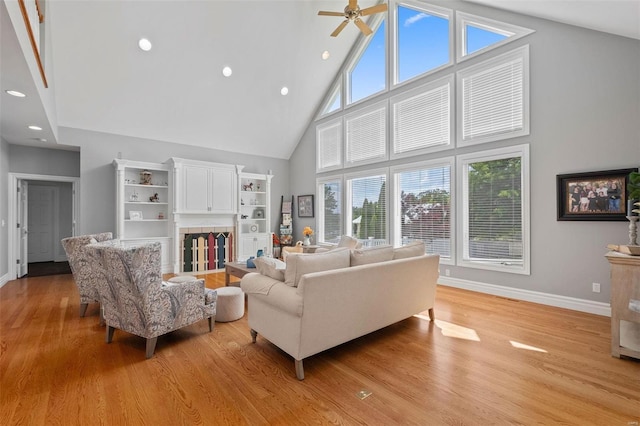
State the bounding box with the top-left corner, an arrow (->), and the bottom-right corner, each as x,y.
628,171 -> 640,215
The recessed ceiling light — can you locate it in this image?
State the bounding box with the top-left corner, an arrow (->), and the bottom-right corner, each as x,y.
32,138 -> 47,142
28,125 -> 42,131
222,66 -> 233,77
6,90 -> 26,97
322,51 -> 330,60
138,38 -> 152,51
280,87 -> 289,96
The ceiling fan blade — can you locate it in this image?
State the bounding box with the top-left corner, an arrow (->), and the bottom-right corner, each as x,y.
318,11 -> 346,16
348,0 -> 358,11
331,20 -> 350,37
354,18 -> 373,36
360,3 -> 388,16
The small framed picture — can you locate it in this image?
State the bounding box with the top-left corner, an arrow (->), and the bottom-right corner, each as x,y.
129,211 -> 143,220
556,168 -> 637,221
298,195 -> 314,218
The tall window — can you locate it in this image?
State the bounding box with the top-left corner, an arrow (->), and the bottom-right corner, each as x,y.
318,177 -> 343,244
347,171 -> 387,244
349,19 -> 386,104
458,145 -> 529,274
395,3 -> 451,84
392,159 -> 453,259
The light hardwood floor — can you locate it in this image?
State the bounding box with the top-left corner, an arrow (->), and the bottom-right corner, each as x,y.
1,272 -> 639,425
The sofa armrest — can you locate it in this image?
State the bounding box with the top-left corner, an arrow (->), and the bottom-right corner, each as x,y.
242,273 -> 303,317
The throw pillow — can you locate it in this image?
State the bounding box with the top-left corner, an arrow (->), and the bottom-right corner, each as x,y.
284,247 -> 350,287
337,235 -> 360,249
350,245 -> 394,266
254,256 -> 286,281
393,241 -> 426,259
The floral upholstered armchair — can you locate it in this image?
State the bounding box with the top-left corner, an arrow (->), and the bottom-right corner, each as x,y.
91,242 -> 217,358
61,232 -> 114,317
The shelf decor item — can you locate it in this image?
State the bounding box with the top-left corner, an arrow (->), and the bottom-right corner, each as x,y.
140,170 -> 152,185
129,211 -> 143,220
556,168 -> 637,221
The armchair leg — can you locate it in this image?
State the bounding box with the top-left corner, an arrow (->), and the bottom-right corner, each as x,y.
208,317 -> 214,332
106,325 -> 115,343
295,359 -> 304,380
79,303 -> 89,317
250,329 -> 257,343
146,337 -> 158,359
99,305 -> 105,327
428,307 -> 435,321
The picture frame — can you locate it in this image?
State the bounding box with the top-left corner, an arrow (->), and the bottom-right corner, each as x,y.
556,168 -> 637,221
129,210 -> 143,220
298,195 -> 314,218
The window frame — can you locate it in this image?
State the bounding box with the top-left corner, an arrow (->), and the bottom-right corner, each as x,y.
316,175 -> 345,245
344,167 -> 390,244
391,1 -> 454,88
390,157 -> 455,264
456,144 -> 530,274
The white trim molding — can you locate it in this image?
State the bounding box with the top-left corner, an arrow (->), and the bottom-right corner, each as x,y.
438,276 -> 611,317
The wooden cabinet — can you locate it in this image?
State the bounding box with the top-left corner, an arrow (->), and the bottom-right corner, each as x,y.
237,172 -> 272,261
171,158 -> 237,214
605,251 -> 640,360
113,159 -> 173,272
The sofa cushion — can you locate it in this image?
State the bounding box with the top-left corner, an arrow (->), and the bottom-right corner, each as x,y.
350,245 -> 394,266
284,247 -> 350,287
393,241 -> 426,259
254,256 -> 287,281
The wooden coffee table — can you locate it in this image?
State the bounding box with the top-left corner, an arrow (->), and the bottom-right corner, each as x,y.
224,261 -> 255,286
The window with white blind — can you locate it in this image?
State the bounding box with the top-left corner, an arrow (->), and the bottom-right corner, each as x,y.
391,158 -> 454,260
346,171 -> 387,245
316,119 -> 343,172
457,45 -> 529,146
458,145 -> 530,274
391,76 -> 453,158
345,103 -> 387,167
317,177 -> 343,244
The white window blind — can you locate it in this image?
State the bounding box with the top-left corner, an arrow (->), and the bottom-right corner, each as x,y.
459,46 -> 529,145
395,164 -> 451,258
392,78 -> 451,156
348,174 -> 387,243
345,105 -> 387,166
319,180 -> 343,244
316,120 -> 343,171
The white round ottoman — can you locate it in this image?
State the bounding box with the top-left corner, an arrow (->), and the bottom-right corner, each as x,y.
214,286 -> 245,322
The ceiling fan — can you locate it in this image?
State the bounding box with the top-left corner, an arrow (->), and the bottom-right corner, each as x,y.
318,1 -> 388,37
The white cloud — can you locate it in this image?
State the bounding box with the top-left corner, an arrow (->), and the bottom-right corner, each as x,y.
405,12 -> 429,27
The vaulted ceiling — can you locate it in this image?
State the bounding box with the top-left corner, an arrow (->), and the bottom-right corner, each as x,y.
2,0 -> 639,159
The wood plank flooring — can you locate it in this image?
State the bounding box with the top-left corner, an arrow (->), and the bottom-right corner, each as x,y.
1,272 -> 639,425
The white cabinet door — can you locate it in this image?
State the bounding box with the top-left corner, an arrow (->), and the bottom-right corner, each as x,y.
239,234 -> 269,261
210,168 -> 236,214
182,165 -> 210,213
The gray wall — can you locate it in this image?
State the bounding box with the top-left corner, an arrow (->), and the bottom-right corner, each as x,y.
8,144 -> 80,176
58,127 -> 290,237
289,1 -> 640,303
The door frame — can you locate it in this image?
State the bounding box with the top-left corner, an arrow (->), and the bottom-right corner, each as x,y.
8,173 -> 80,279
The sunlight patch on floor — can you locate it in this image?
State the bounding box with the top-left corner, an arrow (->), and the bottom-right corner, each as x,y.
433,319 -> 480,342
509,340 -> 547,353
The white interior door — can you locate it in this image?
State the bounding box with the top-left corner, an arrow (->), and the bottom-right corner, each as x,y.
18,181 -> 29,277
28,186 -> 55,263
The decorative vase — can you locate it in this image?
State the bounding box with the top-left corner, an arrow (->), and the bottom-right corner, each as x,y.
303,236 -> 311,246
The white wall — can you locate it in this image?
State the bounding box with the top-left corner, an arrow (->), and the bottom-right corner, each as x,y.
289,1 -> 640,306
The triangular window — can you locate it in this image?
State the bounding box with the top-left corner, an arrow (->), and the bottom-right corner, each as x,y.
320,82 -> 342,116
456,12 -> 534,62
348,18 -> 386,105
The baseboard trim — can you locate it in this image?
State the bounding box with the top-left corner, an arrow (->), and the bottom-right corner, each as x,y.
0,272 -> 9,289
438,276 -> 611,317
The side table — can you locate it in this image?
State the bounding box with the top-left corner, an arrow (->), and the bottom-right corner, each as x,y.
224,261 -> 254,286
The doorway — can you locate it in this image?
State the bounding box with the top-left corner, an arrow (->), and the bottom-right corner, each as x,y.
8,173 -> 79,279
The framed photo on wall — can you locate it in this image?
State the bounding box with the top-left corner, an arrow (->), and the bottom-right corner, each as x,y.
556,168 -> 637,221
298,195 -> 314,218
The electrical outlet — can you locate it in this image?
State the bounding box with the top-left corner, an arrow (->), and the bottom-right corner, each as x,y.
445,269 -> 450,277
592,282 -> 601,293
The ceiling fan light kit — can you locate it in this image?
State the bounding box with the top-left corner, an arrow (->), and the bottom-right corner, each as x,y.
318,1 -> 388,37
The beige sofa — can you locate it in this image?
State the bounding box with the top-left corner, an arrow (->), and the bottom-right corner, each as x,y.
240,243 -> 440,380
